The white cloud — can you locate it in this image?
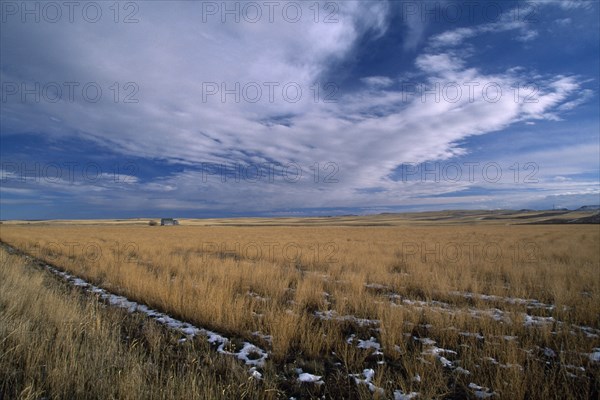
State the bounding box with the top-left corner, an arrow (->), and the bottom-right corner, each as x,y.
516,30 -> 539,42
361,76 -> 394,88
415,53 -> 465,73
0,0 -> 596,215
429,28 -> 476,47
554,176 -> 572,182
555,18 -> 572,26
429,15 -> 538,49
538,0 -> 595,10
557,89 -> 594,111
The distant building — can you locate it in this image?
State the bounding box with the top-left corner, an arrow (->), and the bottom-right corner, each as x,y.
160,218 -> 179,226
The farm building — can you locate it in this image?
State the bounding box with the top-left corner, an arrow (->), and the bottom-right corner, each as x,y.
160,218 -> 179,226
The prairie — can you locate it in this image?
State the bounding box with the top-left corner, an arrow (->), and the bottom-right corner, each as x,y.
1,213 -> 599,399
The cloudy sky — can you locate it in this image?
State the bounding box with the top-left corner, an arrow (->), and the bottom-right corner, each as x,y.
1,0 -> 598,219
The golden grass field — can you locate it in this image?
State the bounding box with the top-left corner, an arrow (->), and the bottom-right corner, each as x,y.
1,212 -> 599,399
0,247 -> 270,400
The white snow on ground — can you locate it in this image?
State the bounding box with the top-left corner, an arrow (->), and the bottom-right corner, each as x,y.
349,369 -> 384,395
468,383 -> 497,398
296,369 -> 324,385
356,336 -> 384,359
459,332 -> 485,340
247,291 -> 269,302
394,389 -> 419,400
397,294 -> 600,337
314,310 -> 379,327
483,357 -> 523,370
365,283 -> 391,291
72,278 -> 88,287
438,356 -> 454,368
524,314 -> 555,327
450,291 -> 555,310
249,367 -> 263,380
358,337 -> 382,351
397,298 -> 512,324
419,338 -> 457,368
223,342 -> 268,367
484,357 -> 499,365
590,348 -> 600,362
577,326 -> 600,338
415,337 -> 436,346
543,347 -> 557,358
501,363 -> 524,370
563,364 -> 585,373
400,298 -> 451,308
471,308 -> 509,323
42,263 -> 269,368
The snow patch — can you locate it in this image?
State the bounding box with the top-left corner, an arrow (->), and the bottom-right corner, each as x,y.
589,348 -> 600,362
249,367 -> 262,380
42,263 -> 269,368
524,315 -> 555,327
420,341 -> 457,368
459,332 -> 484,340
450,291 -> 554,310
296,369 -> 324,385
468,383 -> 497,398
543,347 -> 556,358
350,369 -> 384,395
358,337 -> 382,352
394,389 -> 419,400
314,310 -> 379,327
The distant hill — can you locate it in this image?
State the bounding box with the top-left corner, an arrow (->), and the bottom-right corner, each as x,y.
524,211 -> 600,225
4,208 -> 599,226
577,205 -> 600,211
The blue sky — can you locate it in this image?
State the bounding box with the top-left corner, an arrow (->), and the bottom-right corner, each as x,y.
1,0 -> 599,219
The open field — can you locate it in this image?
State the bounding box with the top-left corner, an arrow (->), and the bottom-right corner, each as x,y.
1,213 -> 599,399
2,209 -> 598,227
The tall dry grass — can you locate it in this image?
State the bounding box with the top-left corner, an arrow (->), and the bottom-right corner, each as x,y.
1,223 -> 599,399
0,247 -> 278,399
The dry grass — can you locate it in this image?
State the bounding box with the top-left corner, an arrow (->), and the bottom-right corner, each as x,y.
0,246 -> 288,399
1,221 -> 599,399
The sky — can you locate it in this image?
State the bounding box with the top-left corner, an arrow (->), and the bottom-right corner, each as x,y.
1,0 -> 599,219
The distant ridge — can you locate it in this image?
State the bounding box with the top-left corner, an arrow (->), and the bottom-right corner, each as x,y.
577,205 -> 600,211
